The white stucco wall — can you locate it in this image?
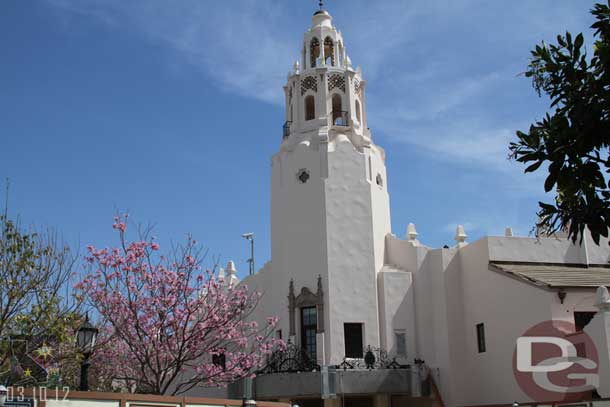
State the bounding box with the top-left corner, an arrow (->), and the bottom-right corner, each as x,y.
377,267 -> 415,362
456,237 -> 602,405
269,137 -> 330,349
584,302 -> 610,398
325,136 -> 390,364
245,127 -> 391,367
382,232 -> 608,406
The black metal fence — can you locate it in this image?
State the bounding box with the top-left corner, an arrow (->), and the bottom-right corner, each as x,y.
258,343 -> 409,375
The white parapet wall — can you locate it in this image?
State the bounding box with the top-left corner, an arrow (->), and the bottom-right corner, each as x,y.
584,287 -> 610,398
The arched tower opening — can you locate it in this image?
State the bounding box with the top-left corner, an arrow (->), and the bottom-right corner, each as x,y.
305,95 -> 316,121
355,99 -> 362,123
324,37 -> 335,66
332,93 -> 342,125
310,38 -> 320,68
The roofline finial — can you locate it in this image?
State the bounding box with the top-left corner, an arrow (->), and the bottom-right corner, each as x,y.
319,0 -> 324,10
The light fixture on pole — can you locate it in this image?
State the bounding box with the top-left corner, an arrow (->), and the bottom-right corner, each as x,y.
241,233 -> 255,275
76,313 -> 98,391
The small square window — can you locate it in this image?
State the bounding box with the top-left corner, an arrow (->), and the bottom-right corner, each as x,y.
476,323 -> 486,353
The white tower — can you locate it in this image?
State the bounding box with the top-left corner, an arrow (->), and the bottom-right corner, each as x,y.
270,8 -> 391,365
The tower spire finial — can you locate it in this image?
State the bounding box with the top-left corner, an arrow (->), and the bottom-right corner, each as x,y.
319,0 -> 324,10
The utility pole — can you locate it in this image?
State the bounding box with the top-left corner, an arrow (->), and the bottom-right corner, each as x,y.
242,233 -> 254,275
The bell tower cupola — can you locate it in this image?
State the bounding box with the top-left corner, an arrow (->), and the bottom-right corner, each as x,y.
281,6 -> 370,149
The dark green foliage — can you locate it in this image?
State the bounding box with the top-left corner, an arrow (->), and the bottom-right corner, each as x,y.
510,2 -> 610,245
0,212 -> 82,386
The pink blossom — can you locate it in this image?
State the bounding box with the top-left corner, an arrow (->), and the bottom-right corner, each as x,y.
76,215 -> 284,395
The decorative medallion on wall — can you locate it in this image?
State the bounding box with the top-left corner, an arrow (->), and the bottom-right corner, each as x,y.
301,76 -> 317,95
328,74 -> 346,92
297,169 -> 311,184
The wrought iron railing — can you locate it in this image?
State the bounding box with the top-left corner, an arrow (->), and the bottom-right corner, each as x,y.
336,345 -> 409,371
332,111 -> 349,126
258,344 -> 409,375
258,342 -> 320,374
282,121 -> 292,139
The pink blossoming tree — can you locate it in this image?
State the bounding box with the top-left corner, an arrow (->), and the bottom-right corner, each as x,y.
76,216 -> 284,395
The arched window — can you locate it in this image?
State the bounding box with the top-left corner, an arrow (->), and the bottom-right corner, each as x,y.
310,38 -> 320,68
305,95 -> 315,121
332,94 -> 342,124
355,99 -> 362,123
324,37 -> 335,66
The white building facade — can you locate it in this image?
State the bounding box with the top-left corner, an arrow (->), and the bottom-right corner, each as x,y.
227,7 -> 610,407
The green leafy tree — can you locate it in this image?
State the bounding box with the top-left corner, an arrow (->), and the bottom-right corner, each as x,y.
0,203 -> 82,386
510,2 -> 610,245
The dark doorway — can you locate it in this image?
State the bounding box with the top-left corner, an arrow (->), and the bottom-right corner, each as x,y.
344,323 -> 364,358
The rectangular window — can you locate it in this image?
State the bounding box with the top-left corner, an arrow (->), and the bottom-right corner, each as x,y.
476,323 -> 486,353
344,323 -> 364,358
301,307 -> 317,360
276,329 -> 282,340
395,331 -> 406,356
574,311 -> 596,331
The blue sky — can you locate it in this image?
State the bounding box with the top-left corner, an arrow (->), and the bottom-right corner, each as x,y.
0,0 -> 600,278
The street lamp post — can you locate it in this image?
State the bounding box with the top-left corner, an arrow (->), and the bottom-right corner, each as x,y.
76,314 -> 99,391
241,233 -> 255,275
242,377 -> 256,407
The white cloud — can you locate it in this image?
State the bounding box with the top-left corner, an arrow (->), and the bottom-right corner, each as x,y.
47,0 -> 296,104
